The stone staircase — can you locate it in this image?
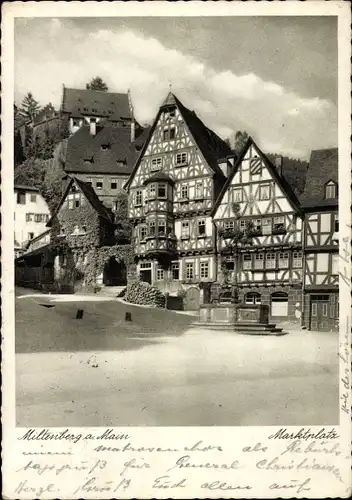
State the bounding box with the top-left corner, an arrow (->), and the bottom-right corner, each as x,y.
192,321 -> 287,335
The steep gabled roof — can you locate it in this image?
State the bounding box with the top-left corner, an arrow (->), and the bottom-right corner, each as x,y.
46,177 -> 113,227
64,122 -> 146,175
61,87 -> 131,120
125,92 -> 231,189
212,137 -> 302,216
299,148 -> 338,209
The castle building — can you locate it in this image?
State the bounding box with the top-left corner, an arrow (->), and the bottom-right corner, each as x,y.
212,137 -> 304,325
300,148 -> 339,331
125,92 -> 233,307
62,87 -> 149,210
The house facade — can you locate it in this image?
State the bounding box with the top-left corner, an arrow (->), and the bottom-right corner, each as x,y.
212,138 -> 304,325
125,92 -> 232,307
14,185 -> 51,257
46,176 -> 119,292
300,148 -> 339,332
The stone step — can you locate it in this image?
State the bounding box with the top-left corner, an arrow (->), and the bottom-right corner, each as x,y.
191,321 -> 287,335
98,286 -> 126,296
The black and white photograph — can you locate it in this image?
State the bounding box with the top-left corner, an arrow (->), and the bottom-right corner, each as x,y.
2,1 -> 351,498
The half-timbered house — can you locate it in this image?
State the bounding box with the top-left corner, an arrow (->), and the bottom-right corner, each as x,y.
300,148 -> 339,331
212,137 -> 304,324
125,92 -> 233,306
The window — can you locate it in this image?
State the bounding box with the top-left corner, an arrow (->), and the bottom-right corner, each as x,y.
140,225 -> 147,240
25,213 -> 33,222
273,216 -> 285,233
68,199 -> 74,209
293,251 -> 303,268
181,221 -> 190,238
175,152 -> 188,166
332,253 -> 339,275
334,214 -> 339,233
163,126 -> 175,141
111,182 -> 117,190
240,220 -> 247,231
34,214 -> 42,223
243,254 -> 252,270
135,190 -> 142,206
75,199 -> 80,208
28,232 -> 34,240
72,118 -> 80,127
149,221 -> 156,236
86,178 -> 93,186
157,184 -> 167,199
262,218 -> 272,235
224,220 -> 235,230
198,219 -> 206,236
266,253 -> 276,269
259,184 -> 271,200
140,262 -> 152,269
17,192 -> 26,205
325,181 -> 337,199
254,253 -> 264,269
254,219 -> 262,233
30,193 -> 37,203
157,266 -> 164,281
166,109 -> 176,119
101,144 -> 110,151
151,157 -> 162,172
245,292 -> 261,305
278,252 -> 289,268
96,180 -> 103,189
82,226 -> 87,233
180,185 -> 189,200
249,156 -> 262,175
200,261 -> 209,279
158,221 -> 166,235
195,181 -> 204,199
186,262 -> 194,279
171,262 -> 179,280
233,188 -> 243,202
149,184 -> 156,199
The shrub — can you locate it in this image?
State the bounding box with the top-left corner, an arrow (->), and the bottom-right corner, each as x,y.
124,281 -> 165,308
117,286 -> 127,298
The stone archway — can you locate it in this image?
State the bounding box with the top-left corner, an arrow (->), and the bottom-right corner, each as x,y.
103,256 -> 127,286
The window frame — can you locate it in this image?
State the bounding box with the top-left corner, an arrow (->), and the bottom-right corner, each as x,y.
175,152 -> 188,166
200,261 -> 209,279
266,253 -> 276,269
292,251 -> 303,268
259,184 -> 271,200
171,262 -> 180,280
197,219 -> 206,237
242,253 -> 252,270
151,157 -> 162,172
185,262 -> 195,280
157,183 -> 167,200
232,188 -> 243,203
181,220 -> 190,239
325,181 -> 337,199
278,251 -> 289,269
254,253 -> 264,270
135,190 -> 143,206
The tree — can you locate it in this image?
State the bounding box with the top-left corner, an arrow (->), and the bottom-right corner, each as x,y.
233,130 -> 249,155
19,92 -> 41,122
86,77 -> 108,92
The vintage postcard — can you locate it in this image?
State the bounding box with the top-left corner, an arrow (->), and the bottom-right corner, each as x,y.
2,1 -> 351,498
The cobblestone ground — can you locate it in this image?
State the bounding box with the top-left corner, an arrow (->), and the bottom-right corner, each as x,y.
15,290 -> 339,427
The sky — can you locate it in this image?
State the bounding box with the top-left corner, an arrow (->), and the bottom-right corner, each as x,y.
14,16 -> 337,159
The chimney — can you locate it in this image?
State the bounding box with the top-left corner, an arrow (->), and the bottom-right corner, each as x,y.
90,118 -> 96,136
275,156 -> 283,176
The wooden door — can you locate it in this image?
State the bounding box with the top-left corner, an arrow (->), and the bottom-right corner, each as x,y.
310,297 -> 330,331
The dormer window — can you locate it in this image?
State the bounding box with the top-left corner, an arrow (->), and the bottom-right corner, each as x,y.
325,180 -> 337,199
101,144 -> 110,151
